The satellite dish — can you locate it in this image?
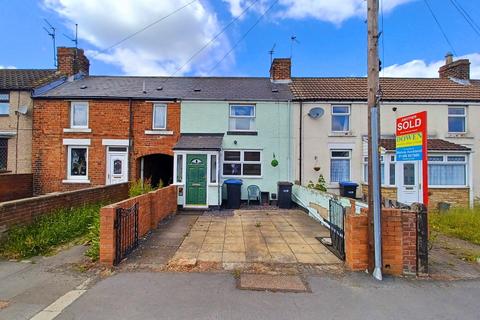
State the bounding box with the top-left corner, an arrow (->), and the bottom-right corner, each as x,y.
307,107 -> 324,119
17,106 -> 28,115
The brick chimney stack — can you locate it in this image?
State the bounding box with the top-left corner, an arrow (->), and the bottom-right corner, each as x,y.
438,52 -> 470,80
270,58 -> 291,83
57,47 -> 90,77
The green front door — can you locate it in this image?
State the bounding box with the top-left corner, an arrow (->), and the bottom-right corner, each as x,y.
186,154 -> 207,205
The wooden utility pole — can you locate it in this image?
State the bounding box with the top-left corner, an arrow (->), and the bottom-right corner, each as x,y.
367,0 -> 382,280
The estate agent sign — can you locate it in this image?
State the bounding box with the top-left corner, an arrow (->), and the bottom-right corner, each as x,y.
396,111 -> 428,205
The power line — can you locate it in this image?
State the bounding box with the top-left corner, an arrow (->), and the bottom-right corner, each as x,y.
161,0 -> 260,82
448,0 -> 480,38
423,0 -> 458,56
91,0 -> 198,58
205,0 -> 280,75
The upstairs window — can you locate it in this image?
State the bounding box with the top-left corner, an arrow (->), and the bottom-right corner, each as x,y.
0,92 -> 9,115
70,102 -> 88,128
0,139 -> 7,171
330,150 -> 351,182
448,106 -> 466,133
229,105 -> 255,132
331,105 -> 350,132
153,104 -> 167,130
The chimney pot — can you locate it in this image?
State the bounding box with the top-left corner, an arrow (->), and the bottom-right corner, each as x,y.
445,52 -> 453,65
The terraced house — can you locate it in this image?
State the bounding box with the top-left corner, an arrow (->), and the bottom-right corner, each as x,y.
289,54 -> 480,209
32,57 -> 293,210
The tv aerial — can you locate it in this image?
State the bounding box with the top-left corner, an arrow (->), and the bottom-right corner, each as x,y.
43,19 -> 56,67
269,43 -> 276,63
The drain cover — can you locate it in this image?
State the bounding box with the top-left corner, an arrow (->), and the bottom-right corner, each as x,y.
237,274 -> 309,293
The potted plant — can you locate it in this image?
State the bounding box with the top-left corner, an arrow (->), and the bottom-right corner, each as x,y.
271,153 -> 279,167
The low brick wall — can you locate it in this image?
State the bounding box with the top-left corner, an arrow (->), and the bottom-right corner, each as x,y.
361,184 -> 470,210
99,185 -> 177,265
345,207 -> 417,276
0,173 -> 33,202
0,183 -> 129,234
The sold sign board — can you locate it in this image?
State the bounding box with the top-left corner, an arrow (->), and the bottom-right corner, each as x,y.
396,111 -> 428,205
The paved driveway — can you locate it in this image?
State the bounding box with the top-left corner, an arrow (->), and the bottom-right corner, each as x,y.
170,209 -> 341,265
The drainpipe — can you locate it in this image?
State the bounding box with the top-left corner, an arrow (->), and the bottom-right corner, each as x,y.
128,98 -> 133,182
469,152 -> 474,208
15,91 -> 20,173
287,99 -> 292,182
299,101 -> 303,185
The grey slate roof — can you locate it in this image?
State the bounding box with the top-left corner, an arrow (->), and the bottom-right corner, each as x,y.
173,134 -> 224,151
0,69 -> 62,90
34,76 -> 293,101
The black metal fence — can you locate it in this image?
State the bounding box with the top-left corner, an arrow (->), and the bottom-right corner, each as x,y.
114,202 -> 139,265
413,203 -> 429,275
328,199 -> 346,260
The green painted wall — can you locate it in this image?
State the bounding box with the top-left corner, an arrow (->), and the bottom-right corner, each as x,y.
181,100 -> 293,200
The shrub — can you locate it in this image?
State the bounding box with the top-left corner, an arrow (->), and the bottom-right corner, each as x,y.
0,203 -> 102,259
128,178 -> 160,197
307,174 -> 327,192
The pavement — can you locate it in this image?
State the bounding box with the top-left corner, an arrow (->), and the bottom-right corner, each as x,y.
0,246 -> 92,320
170,209 -> 340,266
55,271 -> 480,320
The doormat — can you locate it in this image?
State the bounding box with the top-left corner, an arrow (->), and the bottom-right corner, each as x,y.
237,274 -> 310,293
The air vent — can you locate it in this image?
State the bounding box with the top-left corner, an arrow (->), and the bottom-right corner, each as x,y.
193,88 -> 201,92
156,86 -> 163,91
271,88 -> 279,93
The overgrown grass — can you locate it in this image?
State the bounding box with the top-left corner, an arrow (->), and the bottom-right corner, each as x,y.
0,203 -> 102,260
429,206 -> 480,245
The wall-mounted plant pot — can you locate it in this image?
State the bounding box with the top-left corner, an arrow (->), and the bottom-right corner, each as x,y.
313,166 -> 321,171
271,159 -> 279,167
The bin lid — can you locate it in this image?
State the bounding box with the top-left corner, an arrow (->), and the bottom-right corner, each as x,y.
277,181 -> 293,186
224,179 -> 243,185
339,181 -> 358,187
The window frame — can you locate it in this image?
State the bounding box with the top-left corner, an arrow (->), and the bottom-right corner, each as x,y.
70,101 -> 89,129
331,104 -> 351,133
228,104 -> 256,132
67,146 -> 89,181
428,153 -> 468,187
363,154 -> 396,187
210,154 -> 218,184
0,91 -> 10,116
222,149 -> 262,178
330,149 -> 351,183
447,106 -> 467,134
152,103 -> 167,130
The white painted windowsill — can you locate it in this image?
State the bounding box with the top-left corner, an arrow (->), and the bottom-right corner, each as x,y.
328,132 -> 355,137
145,130 -> 174,135
445,133 -> 474,139
62,179 -> 91,184
63,128 -> 92,133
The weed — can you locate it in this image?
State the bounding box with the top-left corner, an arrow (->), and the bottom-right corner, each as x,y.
232,269 -> 241,279
128,178 -> 160,198
429,206 -> 480,245
0,203 -> 102,260
255,222 -> 262,228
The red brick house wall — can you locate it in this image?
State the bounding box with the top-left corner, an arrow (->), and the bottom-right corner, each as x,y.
32,99 -> 180,195
0,174 -> 33,202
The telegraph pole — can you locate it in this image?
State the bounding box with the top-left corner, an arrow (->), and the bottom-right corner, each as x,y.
367,0 -> 383,280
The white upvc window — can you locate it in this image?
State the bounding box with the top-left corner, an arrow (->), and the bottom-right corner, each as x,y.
229,105 -> 256,132
153,103 -> 167,130
0,92 -> 9,115
210,154 -> 218,184
363,155 -> 395,186
222,150 -> 262,177
330,150 -> 351,183
70,101 -> 89,128
428,154 -> 467,186
331,105 -> 350,132
175,154 -> 183,184
67,146 -> 88,181
448,106 -> 467,133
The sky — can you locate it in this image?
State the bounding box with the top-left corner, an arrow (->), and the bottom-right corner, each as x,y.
0,0 -> 479,78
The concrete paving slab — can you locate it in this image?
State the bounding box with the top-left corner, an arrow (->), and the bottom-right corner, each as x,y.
238,274 -> 309,292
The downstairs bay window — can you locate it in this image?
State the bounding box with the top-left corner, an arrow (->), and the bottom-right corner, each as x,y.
428,155 -> 467,186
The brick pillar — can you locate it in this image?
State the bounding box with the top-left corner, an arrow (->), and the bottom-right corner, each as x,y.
401,210 -> 417,274
345,209 -> 369,271
100,206 -> 116,265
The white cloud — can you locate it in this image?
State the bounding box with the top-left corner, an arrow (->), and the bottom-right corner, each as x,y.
43,0 -> 232,76
0,65 -> 16,69
222,0 -> 268,18
383,53 -> 480,79
224,0 -> 413,24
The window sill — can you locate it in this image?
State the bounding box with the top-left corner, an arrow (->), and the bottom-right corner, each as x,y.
328,132 -> 355,137
63,128 -> 92,133
445,133 -> 474,139
222,175 -> 262,179
145,130 -> 174,135
62,179 -> 91,184
227,131 -> 258,136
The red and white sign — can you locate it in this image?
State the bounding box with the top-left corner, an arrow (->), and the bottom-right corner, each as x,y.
396,111 -> 428,206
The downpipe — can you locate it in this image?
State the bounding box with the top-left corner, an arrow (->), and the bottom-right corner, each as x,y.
371,106 -> 383,281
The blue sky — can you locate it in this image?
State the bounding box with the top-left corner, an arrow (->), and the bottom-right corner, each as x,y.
0,0 -> 479,78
